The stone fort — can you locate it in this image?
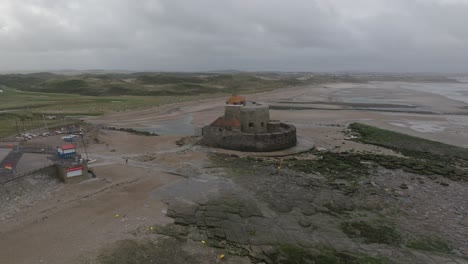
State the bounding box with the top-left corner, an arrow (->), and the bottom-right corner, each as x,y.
201,95 -> 297,152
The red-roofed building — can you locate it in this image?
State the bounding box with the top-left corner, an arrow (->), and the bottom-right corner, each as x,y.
57,144 -> 76,158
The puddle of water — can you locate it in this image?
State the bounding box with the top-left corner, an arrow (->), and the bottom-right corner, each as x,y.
341,98 -> 385,104
456,77 -> 468,83
152,174 -> 233,204
339,97 -> 410,106
135,115 -> 195,135
390,122 -> 446,133
361,108 -> 435,114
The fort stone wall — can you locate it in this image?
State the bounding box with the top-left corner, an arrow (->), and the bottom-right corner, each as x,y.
202,97 -> 297,152
201,123 -> 296,152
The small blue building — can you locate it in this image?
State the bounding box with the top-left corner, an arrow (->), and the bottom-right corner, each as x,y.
57,144 -> 76,158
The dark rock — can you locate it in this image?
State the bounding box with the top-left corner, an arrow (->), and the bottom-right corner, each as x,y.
203,210 -> 228,219
239,204 -> 263,218
300,205 -> 317,216
225,226 -> 249,244
248,217 -> 269,227
261,245 -> 278,256
174,216 -> 197,226
224,229 -> 242,244
440,182 -> 449,187
226,213 -> 243,223
399,183 -> 409,189
298,218 -> 312,228
171,204 -> 198,216
207,238 -> 226,248
212,228 -> 226,239
203,217 -> 224,228
249,233 -> 279,245
461,217 -> 468,227
187,229 -> 207,241
166,209 -> 176,218
271,201 -> 293,213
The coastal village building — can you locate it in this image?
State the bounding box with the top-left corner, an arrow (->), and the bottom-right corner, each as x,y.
57,144 -> 76,158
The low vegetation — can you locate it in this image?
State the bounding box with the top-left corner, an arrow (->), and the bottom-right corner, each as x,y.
103,126 -> 158,136
341,221 -> 401,245
0,72 -> 354,139
0,72 -> 326,97
349,123 -> 468,181
273,244 -> 394,264
406,237 -> 452,254
281,152 -> 370,180
349,123 -> 468,161
212,141 -> 467,184
357,152 -> 465,180
94,239 -> 193,264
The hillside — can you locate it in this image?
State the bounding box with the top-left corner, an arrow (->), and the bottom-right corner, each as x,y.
0,72 -> 331,97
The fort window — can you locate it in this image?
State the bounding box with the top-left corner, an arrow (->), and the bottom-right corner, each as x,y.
249,122 -> 254,128
261,122 -> 264,127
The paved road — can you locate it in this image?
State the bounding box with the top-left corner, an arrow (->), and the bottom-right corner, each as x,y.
0,140 -> 194,183
0,149 -> 23,180
0,145 -> 54,183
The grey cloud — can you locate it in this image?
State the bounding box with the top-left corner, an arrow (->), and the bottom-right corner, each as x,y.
1,0 -> 468,72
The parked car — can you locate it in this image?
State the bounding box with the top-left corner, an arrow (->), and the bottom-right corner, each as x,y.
61,135 -> 80,142
21,134 -> 32,139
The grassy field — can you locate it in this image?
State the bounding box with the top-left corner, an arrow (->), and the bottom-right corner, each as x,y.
0,72 -> 318,97
1,71 -> 455,139
0,72 -> 363,138
0,85 -> 227,113
349,123 -> 468,181
0,88 -> 226,138
349,123 -> 468,160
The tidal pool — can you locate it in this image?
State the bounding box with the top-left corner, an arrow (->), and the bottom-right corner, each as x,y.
390,121 -> 446,133
135,115 -> 195,135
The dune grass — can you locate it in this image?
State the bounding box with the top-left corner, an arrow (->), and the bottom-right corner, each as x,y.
349,123 -> 468,161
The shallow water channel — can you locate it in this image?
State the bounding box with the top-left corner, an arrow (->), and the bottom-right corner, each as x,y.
135,115 -> 196,136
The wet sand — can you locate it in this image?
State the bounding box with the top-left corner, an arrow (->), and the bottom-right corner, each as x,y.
88,81 -> 468,148
1,81 -> 467,263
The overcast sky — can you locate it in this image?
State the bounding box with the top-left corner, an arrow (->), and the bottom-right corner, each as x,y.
1,0 -> 468,72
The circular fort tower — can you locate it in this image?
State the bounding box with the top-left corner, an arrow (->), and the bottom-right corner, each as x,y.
224,94 -> 244,120
201,95 -> 297,152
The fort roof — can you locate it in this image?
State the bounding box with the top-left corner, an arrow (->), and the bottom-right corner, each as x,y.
226,95 -> 246,105
210,117 -> 241,127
